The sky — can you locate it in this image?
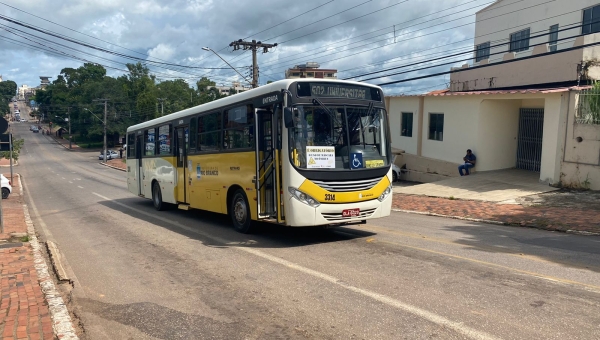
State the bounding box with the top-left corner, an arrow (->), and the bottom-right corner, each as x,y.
0,0 -> 494,95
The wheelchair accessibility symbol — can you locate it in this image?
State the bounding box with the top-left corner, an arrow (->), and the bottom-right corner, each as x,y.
351,153 -> 363,169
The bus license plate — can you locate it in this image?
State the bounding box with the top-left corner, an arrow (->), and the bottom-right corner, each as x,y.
342,208 -> 360,217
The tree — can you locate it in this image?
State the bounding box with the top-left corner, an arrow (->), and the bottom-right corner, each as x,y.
0,138 -> 24,161
0,80 -> 17,115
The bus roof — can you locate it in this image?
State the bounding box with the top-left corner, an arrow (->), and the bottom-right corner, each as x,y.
127,78 -> 382,132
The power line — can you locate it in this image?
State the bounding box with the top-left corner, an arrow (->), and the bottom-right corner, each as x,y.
262,0 -> 374,42
258,0 -> 492,70
357,22 -> 585,83
259,0 -> 556,78
376,36 -> 600,87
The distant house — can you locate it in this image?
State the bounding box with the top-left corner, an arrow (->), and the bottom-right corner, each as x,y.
285,62 -> 337,79
388,0 -> 600,190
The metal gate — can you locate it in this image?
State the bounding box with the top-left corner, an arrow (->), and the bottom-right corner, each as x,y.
516,108 -> 544,172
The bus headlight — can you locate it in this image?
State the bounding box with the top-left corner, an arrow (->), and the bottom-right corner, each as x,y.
288,187 -> 320,207
377,185 -> 393,202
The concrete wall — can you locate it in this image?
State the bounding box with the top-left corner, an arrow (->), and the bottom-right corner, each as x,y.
450,0 -> 600,91
477,99 -> 521,171
540,94 -> 567,184
420,97 -> 482,165
387,92 -> 571,184
560,91 -> 600,189
451,42 -> 587,91
474,0 -> 600,62
388,96 -> 420,154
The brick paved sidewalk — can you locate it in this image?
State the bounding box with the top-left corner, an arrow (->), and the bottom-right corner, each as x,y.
392,193 -> 600,235
0,175 -> 55,340
1,175 -> 79,339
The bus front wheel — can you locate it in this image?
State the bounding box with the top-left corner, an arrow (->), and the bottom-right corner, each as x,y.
152,182 -> 166,211
230,189 -> 252,233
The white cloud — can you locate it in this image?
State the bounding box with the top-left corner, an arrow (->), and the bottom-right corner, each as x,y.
0,0 -> 485,94
148,43 -> 175,60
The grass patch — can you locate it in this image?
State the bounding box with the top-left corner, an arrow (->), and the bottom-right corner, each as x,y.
448,196 -> 456,200
19,235 -> 30,242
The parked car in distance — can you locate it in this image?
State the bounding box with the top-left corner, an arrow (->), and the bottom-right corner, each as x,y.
98,150 -> 119,160
32,126 -> 39,133
1,174 -> 12,199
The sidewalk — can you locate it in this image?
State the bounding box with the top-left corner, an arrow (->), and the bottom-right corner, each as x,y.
0,174 -> 79,339
391,192 -> 600,236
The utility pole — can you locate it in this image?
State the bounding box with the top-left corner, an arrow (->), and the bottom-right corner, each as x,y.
67,107 -> 72,149
93,99 -> 109,161
229,39 -> 278,88
158,98 -> 165,116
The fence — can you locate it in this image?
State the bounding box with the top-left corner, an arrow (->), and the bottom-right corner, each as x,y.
576,87 -> 600,125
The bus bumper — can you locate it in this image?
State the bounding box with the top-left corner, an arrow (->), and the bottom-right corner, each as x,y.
285,194 -> 393,227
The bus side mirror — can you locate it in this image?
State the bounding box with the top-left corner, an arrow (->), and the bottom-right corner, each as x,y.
284,107 -> 294,128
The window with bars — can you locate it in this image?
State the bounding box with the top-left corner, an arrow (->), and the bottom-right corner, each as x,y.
475,41 -> 490,62
549,25 -> 558,52
428,113 -> 444,141
583,5 -> 600,35
401,112 -> 413,137
509,28 -> 530,52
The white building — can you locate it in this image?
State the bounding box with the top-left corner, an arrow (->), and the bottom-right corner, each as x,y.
388,0 -> 600,190
285,62 -> 337,79
215,81 -> 252,96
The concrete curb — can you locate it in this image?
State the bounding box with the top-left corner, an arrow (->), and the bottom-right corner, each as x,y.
19,174 -> 80,339
99,161 -> 126,172
0,160 -> 18,167
391,208 -> 600,236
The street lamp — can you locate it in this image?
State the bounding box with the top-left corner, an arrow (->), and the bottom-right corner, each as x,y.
201,47 -> 252,86
84,108 -> 107,162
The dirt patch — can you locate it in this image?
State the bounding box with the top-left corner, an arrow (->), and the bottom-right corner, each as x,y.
515,189 -> 600,210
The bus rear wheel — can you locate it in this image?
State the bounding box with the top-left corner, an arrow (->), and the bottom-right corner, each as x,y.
152,181 -> 166,211
230,189 -> 252,233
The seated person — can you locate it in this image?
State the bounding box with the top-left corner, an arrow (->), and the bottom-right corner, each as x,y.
458,149 -> 476,176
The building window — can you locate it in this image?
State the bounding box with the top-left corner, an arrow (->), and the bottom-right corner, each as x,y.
549,24 -> 558,52
428,113 -> 444,141
583,5 -> 600,35
401,112 -> 413,137
509,28 -> 530,52
475,41 -> 490,62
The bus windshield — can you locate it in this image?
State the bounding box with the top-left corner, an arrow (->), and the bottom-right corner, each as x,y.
289,105 -> 389,170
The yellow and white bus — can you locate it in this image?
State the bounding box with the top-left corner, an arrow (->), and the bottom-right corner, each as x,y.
126,79 -> 393,232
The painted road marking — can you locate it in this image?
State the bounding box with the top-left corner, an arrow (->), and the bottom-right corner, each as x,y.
92,192 -> 502,340
69,181 -> 73,184
77,186 -> 84,189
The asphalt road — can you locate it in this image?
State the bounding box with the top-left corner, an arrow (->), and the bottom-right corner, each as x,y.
9,120 -> 600,340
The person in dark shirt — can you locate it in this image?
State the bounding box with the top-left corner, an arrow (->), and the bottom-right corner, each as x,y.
459,149 -> 476,176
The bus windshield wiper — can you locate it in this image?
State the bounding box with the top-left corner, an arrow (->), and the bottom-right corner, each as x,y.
312,98 -> 332,115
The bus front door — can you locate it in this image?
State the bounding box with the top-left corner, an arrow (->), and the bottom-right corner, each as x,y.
255,109 -> 280,220
175,126 -> 188,204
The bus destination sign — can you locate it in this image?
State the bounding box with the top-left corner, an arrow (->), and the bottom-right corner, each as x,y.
297,82 -> 379,101
311,84 -> 367,99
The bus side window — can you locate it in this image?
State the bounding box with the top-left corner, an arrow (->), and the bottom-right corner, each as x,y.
190,117 -> 197,152
223,104 -> 254,149
127,133 -> 135,158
